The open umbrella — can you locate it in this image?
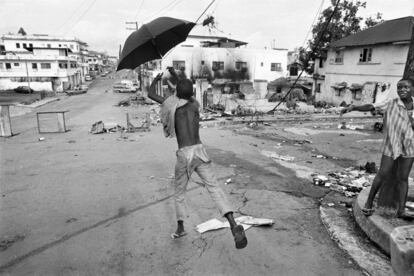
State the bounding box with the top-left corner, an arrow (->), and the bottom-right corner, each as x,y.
117,17 -> 196,71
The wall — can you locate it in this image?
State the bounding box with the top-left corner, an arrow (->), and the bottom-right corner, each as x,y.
161,46 -> 288,82
0,78 -> 53,91
316,43 -> 408,105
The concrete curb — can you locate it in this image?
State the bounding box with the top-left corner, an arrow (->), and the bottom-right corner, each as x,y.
353,188 -> 394,255
320,205 -> 393,276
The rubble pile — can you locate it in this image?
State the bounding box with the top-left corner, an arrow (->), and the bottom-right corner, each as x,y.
312,163 -> 377,197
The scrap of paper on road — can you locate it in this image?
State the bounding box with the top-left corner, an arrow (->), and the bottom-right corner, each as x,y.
195,216 -> 274,234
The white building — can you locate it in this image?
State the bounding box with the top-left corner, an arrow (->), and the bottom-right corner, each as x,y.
313,16 -> 413,105
160,35 -> 288,82
0,33 -> 89,91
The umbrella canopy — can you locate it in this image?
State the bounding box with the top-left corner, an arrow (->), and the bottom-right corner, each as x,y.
117,17 -> 196,71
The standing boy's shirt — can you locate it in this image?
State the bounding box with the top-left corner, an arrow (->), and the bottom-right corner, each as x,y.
373,96 -> 414,159
160,95 -> 188,138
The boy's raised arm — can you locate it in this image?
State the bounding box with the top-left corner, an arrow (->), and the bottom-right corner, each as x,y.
147,73 -> 165,104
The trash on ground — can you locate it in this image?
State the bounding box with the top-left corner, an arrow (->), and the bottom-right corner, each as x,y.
195,216 -> 274,234
406,202 -> 414,210
0,234 -> 25,251
38,137 -> 45,141
225,178 -> 232,185
361,161 -> 377,173
311,164 -> 376,197
338,122 -> 365,130
312,154 -> 327,159
327,203 -> 335,207
261,150 -> 295,162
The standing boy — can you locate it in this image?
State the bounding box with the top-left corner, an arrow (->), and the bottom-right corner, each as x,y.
148,71 -> 247,249
341,79 -> 414,219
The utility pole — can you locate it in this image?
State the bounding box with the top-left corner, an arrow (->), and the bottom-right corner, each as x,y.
125,21 -> 139,31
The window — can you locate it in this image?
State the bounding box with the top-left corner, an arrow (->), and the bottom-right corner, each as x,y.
76,45 -> 79,51
41,63 -> 51,69
235,61 -> 247,71
59,44 -> 62,47
172,60 -> 185,70
32,63 -> 38,69
29,43 -> 33,48
334,51 -> 343,63
359,48 -> 372,62
0,63 -> 3,69
319,59 -> 324,68
70,45 -> 74,49
13,63 -> 20,67
261,62 -> 264,67
23,43 -> 27,48
201,60 -> 205,65
271,63 -> 282,71
59,62 -> 68,69
47,44 -> 51,48
16,43 -> 20,48
59,49 -> 66,56
6,63 -> 11,69
316,83 -> 321,93
212,61 -> 224,71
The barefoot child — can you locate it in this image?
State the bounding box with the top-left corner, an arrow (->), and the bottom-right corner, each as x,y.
341,79 -> 414,219
148,70 -> 248,249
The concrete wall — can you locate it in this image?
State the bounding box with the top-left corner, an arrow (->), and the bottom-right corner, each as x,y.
161,46 -> 288,82
0,78 -> 53,91
315,43 -> 408,105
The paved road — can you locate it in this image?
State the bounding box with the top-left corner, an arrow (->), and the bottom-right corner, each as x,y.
1,76 -> 364,275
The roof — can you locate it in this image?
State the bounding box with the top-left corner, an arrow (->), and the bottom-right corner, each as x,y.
1,33 -> 87,45
330,16 -> 414,48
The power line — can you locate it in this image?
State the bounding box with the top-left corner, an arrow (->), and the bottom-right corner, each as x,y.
270,0 -> 341,112
54,0 -> 91,34
135,0 -> 145,20
302,0 -> 325,48
63,0 -> 98,35
142,0 -> 180,22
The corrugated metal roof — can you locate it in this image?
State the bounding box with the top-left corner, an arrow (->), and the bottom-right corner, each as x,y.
330,16 -> 414,48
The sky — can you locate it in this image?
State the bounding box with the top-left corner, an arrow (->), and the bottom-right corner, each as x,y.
1,0 -> 413,56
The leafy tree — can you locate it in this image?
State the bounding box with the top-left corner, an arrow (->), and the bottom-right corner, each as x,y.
300,0 -> 382,74
364,12 -> 384,29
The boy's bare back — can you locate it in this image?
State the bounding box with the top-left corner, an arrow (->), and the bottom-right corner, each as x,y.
175,100 -> 201,148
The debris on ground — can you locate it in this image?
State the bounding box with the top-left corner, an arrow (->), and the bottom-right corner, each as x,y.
196,216 -> 274,234
261,150 -> 295,162
0,234 -> 25,251
338,122 -> 365,130
90,121 -> 125,134
374,122 -> 383,132
311,165 -> 376,197
38,137 -> 45,141
116,95 -> 154,107
361,161 -> 377,173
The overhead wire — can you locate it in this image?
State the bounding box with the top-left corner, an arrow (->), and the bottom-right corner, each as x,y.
270,0 -> 342,112
302,0 -> 325,49
142,0 -> 181,22
135,0 -> 145,20
54,0 -> 91,34
63,0 -> 98,35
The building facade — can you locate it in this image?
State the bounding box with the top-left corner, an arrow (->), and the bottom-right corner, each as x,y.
313,16 -> 413,105
0,33 -> 90,92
